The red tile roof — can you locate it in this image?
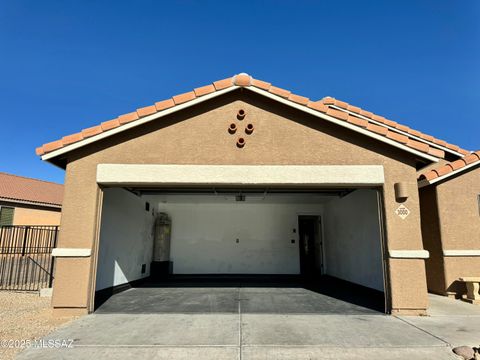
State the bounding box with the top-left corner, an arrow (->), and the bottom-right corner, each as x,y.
320,97 -> 470,157
36,73 -> 471,161
0,172 -> 63,207
418,151 -> 480,183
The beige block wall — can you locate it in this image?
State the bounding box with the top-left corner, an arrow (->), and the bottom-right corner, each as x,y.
436,167 -> 480,296
12,206 -> 61,226
51,90 -> 429,314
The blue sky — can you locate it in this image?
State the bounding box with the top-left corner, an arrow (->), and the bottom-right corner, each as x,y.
1,0 -> 478,184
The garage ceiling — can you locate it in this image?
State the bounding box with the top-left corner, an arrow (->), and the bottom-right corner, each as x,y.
141,189 -> 356,204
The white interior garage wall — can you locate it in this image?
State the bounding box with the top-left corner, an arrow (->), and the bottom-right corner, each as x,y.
323,189 -> 384,291
96,188 -> 155,291
157,201 -> 323,274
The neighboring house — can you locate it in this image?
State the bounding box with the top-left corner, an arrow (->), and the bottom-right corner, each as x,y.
418,153 -> 480,298
0,172 -> 63,226
35,73 -> 477,316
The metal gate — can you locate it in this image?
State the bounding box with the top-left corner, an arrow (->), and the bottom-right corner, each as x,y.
0,225 -> 58,291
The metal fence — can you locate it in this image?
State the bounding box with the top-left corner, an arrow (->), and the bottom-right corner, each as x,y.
0,225 -> 58,291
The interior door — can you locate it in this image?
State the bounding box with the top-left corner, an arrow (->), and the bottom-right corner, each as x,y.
298,216 -> 320,277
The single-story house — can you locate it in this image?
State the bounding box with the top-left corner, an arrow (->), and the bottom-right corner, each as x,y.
0,172 -> 63,226
35,73 -> 478,316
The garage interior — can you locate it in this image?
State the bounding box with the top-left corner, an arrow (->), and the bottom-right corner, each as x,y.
94,186 -> 387,313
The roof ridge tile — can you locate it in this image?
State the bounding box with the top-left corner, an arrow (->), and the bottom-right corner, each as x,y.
269,86 -> 291,98
428,147 -> 445,158
36,73 -> 471,163
347,115 -> 368,128
406,139 -> 430,153
101,119 -> 120,131
251,79 -> 271,90
320,95 -> 471,157
81,125 -> 102,138
464,153 -> 480,164
118,112 -> 139,125
155,99 -> 175,111
136,105 -> 157,117
322,97 -> 335,105
233,73 -> 252,86
172,91 -> 196,105
213,77 -> 233,90
194,85 -> 216,97
326,107 -> 349,121
306,101 -> 328,113
367,123 -> 389,136
386,131 -> 409,144
62,133 -> 83,146
288,93 -> 310,105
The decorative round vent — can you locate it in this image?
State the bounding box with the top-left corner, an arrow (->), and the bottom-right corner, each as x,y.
228,123 -> 237,134
228,109 -> 254,149
237,109 -> 246,120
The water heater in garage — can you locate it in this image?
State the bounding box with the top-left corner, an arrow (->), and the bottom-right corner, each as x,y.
151,212 -> 172,278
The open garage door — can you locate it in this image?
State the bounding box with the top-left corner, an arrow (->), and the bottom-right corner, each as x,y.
94,186 -> 387,312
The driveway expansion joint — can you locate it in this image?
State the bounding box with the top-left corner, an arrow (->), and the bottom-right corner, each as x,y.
394,316 -> 452,347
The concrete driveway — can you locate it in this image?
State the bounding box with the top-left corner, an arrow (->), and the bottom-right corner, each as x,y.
17,287 -> 480,360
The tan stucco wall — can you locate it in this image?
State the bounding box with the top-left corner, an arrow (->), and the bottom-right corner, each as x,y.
52,90 -> 429,314
436,166 -> 480,296
12,206 -> 61,226
419,186 -> 447,294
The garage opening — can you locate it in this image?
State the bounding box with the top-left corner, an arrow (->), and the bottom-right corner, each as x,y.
94,187 -> 387,313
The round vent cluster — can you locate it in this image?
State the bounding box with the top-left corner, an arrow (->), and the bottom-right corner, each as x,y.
228,109 -> 254,148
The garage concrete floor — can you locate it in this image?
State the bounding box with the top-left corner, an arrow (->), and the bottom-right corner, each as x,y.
17,284 -> 480,360
95,276 -> 384,315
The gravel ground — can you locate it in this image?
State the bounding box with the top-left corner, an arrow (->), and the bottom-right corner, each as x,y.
0,291 -> 75,360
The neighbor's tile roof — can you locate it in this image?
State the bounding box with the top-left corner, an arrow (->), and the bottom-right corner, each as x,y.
35,73 -> 470,160
418,150 -> 480,182
0,172 -> 63,207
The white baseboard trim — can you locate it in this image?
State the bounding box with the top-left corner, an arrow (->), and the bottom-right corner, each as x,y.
443,250 -> 480,257
388,250 -> 430,259
51,248 -> 91,257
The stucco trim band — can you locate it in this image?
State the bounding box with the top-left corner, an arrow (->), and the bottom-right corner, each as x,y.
443,250 -> 480,257
51,248 -> 92,257
96,164 -> 385,187
388,250 -> 430,259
